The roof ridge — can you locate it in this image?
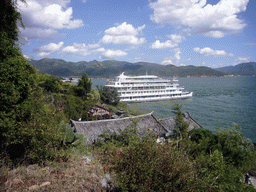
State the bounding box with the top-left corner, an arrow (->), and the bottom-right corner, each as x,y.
150,113 -> 169,133
70,112 -> 154,124
183,112 -> 202,128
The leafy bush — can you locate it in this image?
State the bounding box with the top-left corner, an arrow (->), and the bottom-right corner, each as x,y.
64,94 -> 84,120
190,125 -> 256,172
196,149 -> 255,191
94,126 -> 140,148
59,121 -> 86,148
113,138 -> 198,191
38,73 -> 62,93
97,86 -> 120,106
75,73 -> 92,99
216,125 -> 256,172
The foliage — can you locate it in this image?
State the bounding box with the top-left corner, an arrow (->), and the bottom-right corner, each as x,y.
2,82 -> 63,163
38,73 -> 62,93
93,104 -> 256,191
63,94 -> 84,121
59,121 -> 86,147
190,125 -> 256,173
0,0 -> 25,61
94,126 -> 140,148
87,88 -> 100,103
97,86 -> 120,106
0,0 -> 71,164
196,149 -> 254,191
76,73 -> 92,99
112,138 -> 197,191
172,103 -> 189,139
216,125 -> 256,172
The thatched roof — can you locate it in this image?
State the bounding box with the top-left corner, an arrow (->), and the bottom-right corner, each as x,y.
71,112 -> 201,145
158,112 -> 202,133
71,112 -> 168,145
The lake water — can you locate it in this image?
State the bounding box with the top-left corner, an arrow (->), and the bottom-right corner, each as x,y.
91,76 -> 256,142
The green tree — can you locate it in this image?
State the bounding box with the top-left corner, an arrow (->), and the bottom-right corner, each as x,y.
0,0 -> 62,163
0,0 -> 25,61
87,88 -> 100,103
97,86 -> 120,106
38,74 -> 61,93
172,103 -> 189,139
0,0 -> 36,149
76,73 -> 92,99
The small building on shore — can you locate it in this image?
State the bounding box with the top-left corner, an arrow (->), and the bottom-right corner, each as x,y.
71,112 -> 201,145
85,105 -> 112,120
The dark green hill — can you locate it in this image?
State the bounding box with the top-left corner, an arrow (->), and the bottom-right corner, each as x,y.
29,58 -> 226,78
215,62 -> 256,76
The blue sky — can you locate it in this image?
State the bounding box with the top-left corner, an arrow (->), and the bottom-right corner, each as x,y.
18,0 -> 256,68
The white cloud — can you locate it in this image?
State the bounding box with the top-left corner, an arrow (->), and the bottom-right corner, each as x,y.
236,56 -> 250,63
38,52 -> 51,57
23,55 -> 30,59
101,49 -> 128,58
174,48 -> 181,61
152,40 -> 177,49
193,47 -> 233,56
93,48 -> 128,58
135,57 -> 145,63
62,43 -> 100,56
19,27 -> 64,40
149,0 -> 249,37
37,41 -> 64,57
161,48 -> 181,65
18,0 -> 83,39
161,58 -> 173,65
61,43 -> 126,58
167,34 -> 184,44
35,0 -> 71,7
102,35 -> 146,45
101,22 -> 146,45
152,34 -> 184,49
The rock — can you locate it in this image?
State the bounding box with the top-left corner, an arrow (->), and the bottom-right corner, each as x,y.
91,173 -> 98,179
81,156 -> 91,164
5,178 -> 23,186
27,164 -> 39,170
29,185 -> 40,190
100,178 -> 108,188
40,181 -> 51,187
105,174 -> 111,180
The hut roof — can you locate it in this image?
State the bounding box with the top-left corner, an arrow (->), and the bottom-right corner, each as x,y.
71,111 -> 201,145
71,112 -> 168,145
158,112 -> 202,133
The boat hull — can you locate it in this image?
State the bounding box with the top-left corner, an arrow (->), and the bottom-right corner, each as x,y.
120,92 -> 193,103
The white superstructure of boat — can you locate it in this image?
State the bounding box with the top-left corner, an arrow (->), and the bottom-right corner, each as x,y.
105,72 -> 193,102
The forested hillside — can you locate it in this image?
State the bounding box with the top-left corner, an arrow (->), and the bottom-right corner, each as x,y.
29,58 -> 226,78
216,62 -> 256,76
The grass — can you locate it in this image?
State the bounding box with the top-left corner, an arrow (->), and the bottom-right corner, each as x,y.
0,147 -> 116,192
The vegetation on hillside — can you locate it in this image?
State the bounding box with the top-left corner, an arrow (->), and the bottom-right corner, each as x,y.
0,0 -> 121,165
95,105 -> 256,191
29,58 -> 227,78
216,62 -> 256,76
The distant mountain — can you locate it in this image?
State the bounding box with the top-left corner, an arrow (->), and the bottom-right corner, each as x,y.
29,58 -> 226,78
215,62 -> 256,76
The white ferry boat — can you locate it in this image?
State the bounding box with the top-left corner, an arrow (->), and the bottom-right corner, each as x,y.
105,72 -> 193,102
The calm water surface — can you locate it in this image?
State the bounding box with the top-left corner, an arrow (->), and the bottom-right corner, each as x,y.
92,76 -> 256,142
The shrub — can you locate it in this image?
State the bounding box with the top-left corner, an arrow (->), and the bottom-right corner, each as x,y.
113,138 -> 198,191
59,121 -> 86,148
